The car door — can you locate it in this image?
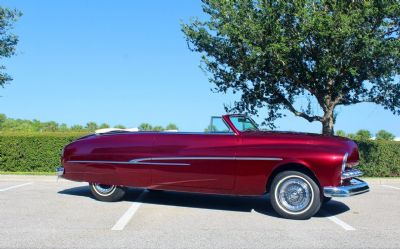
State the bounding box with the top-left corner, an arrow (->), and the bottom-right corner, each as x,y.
150,132 -> 238,192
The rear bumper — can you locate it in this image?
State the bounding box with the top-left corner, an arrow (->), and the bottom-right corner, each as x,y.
323,178 -> 369,197
56,166 -> 64,177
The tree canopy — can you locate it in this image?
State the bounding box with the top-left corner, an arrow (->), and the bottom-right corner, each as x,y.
182,0 -> 400,135
336,128 -> 396,141
0,6 -> 22,88
0,114 -> 179,132
376,129 -> 395,140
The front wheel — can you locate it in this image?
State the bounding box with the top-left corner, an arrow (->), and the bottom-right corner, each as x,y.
89,183 -> 126,202
270,171 -> 322,220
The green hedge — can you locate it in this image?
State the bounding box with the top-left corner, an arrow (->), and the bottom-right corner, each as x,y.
0,132 -> 399,176
0,132 -> 85,173
357,140 -> 400,177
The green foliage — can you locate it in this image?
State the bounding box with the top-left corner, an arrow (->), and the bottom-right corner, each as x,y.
152,126 -> 164,131
204,124 -> 216,132
376,130 -> 395,141
0,132 -> 86,172
0,114 -> 181,132
335,130 -> 346,137
85,122 -> 98,131
139,123 -> 153,131
357,140 -> 400,177
70,124 -> 84,131
0,6 -> 22,87
182,0 -> 400,135
99,123 -> 110,129
165,123 -> 179,130
354,129 -> 372,141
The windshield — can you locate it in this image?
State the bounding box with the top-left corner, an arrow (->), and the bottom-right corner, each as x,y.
229,116 -> 259,132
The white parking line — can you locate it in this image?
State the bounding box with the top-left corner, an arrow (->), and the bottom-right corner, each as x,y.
111,190 -> 148,231
321,210 -> 355,231
0,182 -> 33,192
381,185 -> 400,190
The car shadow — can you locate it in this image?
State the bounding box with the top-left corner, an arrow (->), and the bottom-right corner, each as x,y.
58,186 -> 350,219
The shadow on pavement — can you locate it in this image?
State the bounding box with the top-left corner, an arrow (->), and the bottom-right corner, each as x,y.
59,186 -> 350,219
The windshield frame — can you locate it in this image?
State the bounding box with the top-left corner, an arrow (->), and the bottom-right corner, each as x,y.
226,115 -> 259,132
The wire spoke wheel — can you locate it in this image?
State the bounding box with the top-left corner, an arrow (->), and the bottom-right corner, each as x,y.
270,171 -> 321,220
277,177 -> 312,213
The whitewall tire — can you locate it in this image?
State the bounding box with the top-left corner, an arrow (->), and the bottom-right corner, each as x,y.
270,171 -> 322,220
89,183 -> 126,202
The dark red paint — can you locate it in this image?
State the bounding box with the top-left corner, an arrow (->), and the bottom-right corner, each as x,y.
61,115 -> 359,196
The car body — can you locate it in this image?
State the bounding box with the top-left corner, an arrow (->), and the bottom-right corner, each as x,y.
57,114 -> 369,219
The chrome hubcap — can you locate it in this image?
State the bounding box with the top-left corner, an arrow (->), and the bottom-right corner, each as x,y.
277,177 -> 312,213
93,184 -> 116,195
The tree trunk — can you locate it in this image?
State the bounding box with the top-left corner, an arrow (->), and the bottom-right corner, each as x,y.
321,112 -> 335,136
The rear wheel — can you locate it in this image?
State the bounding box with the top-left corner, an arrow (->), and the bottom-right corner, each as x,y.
89,183 -> 126,202
270,171 -> 322,220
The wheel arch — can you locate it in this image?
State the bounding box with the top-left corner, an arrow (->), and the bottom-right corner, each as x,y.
265,163 -> 321,193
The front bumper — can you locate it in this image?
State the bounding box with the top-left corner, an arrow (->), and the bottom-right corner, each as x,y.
56,166 -> 64,177
323,178 -> 369,197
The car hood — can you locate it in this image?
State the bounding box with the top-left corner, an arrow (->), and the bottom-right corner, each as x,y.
242,130 -> 358,160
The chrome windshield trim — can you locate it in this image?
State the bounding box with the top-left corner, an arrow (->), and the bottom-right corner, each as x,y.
68,156 -> 282,166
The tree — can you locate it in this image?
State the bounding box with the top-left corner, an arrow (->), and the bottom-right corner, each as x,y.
335,130 -> 346,137
59,123 -> 68,131
376,129 -> 395,141
139,123 -> 152,131
204,124 -> 217,132
354,129 -> 372,141
42,121 -> 59,132
165,123 -> 179,131
114,124 -> 126,129
85,122 -> 98,131
0,113 -> 6,127
99,123 -> 110,129
0,7 -> 22,88
70,124 -> 84,131
153,126 -> 164,131
182,0 -> 400,135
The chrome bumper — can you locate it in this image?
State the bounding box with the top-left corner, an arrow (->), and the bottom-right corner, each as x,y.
56,166 -> 64,177
323,178 -> 369,197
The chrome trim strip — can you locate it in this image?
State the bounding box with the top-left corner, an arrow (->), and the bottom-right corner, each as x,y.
68,156 -> 282,166
68,160 -> 136,165
236,157 -> 282,161
130,157 -> 282,162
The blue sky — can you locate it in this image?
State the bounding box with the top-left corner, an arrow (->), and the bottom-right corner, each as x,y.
1,1 -> 399,136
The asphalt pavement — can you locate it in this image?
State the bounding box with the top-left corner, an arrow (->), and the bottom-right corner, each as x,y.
0,175 -> 399,249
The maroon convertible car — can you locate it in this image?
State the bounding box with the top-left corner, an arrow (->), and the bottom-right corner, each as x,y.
57,114 -> 369,219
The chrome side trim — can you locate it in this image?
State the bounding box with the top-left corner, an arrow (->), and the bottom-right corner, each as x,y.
67,160 -> 189,166
130,157 -> 282,162
68,160 -> 137,165
68,156 -> 283,166
323,178 -> 369,197
236,157 -> 282,161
